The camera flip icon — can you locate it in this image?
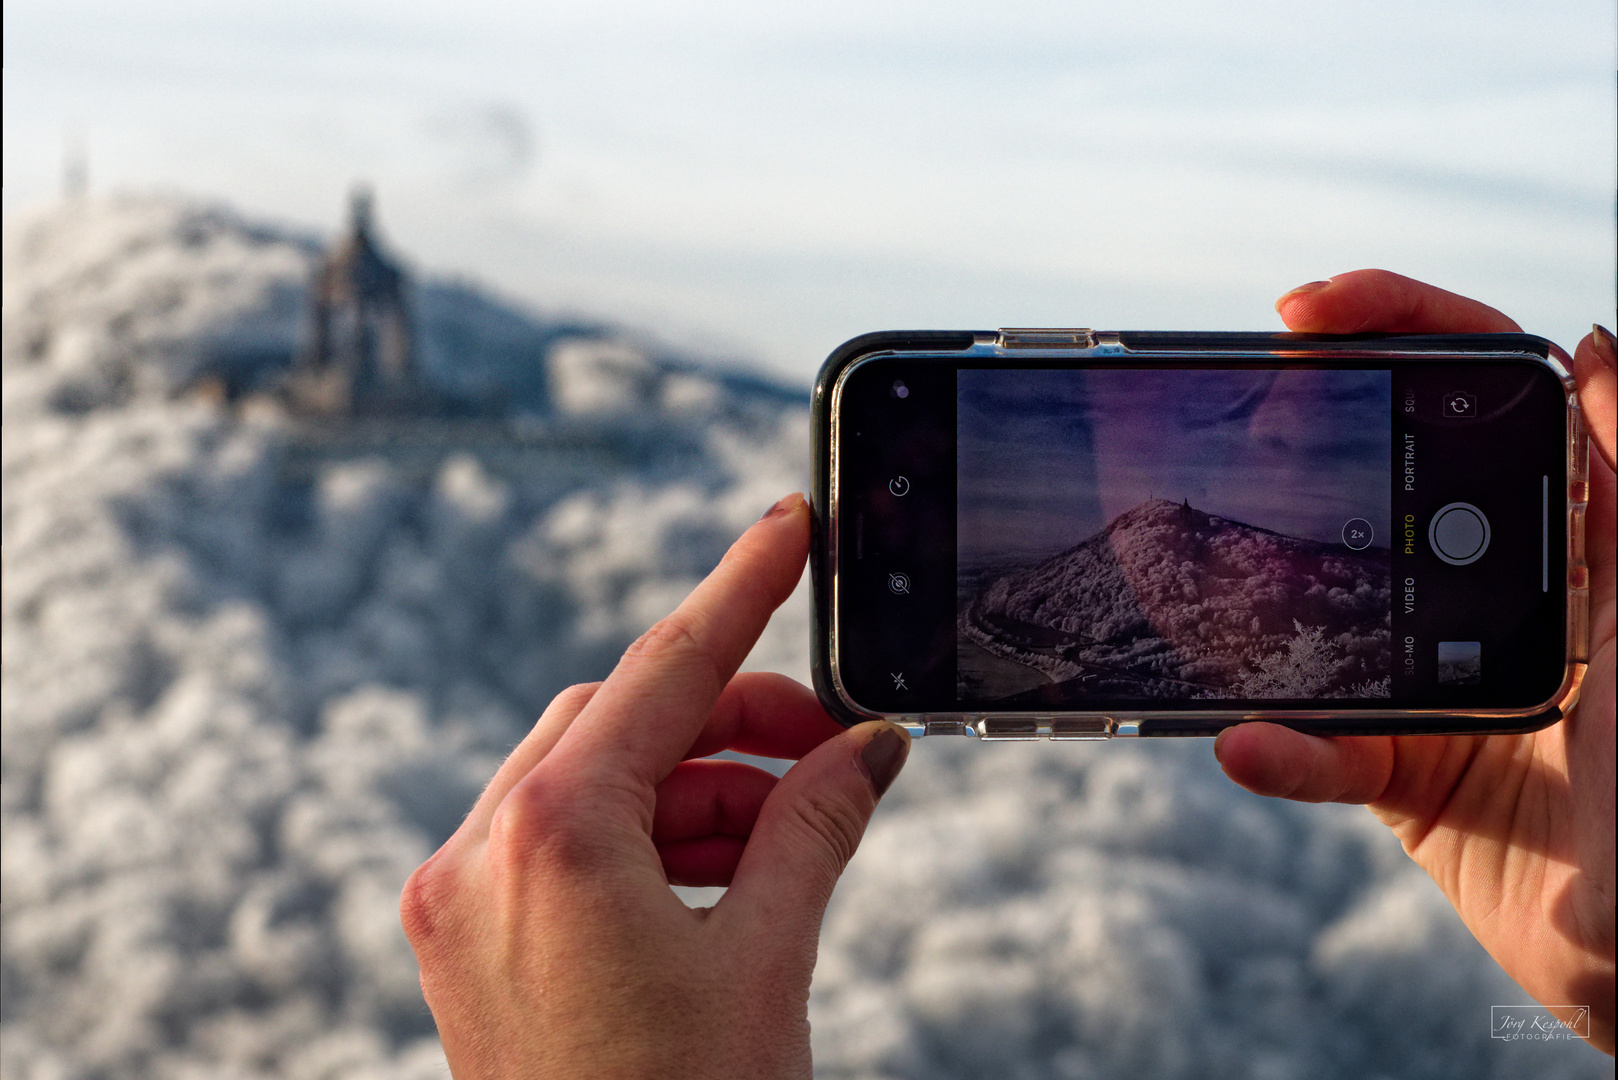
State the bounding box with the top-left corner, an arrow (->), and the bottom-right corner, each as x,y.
1441,391 -> 1477,419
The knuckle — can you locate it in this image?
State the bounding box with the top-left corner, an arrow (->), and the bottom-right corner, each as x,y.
624,616 -> 722,693
487,774 -> 607,879
399,849 -> 461,954
781,788 -> 867,880
549,681 -> 602,715
626,614 -> 701,659
487,776 -> 560,855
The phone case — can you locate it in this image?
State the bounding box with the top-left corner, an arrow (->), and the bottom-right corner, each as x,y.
810,329 -> 1590,740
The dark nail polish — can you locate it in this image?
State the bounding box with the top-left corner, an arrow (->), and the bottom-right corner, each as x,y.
759,492 -> 804,521
859,725 -> 909,797
1593,325 -> 1615,370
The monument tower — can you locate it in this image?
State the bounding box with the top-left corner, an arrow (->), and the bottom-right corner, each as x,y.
295,187 -> 417,414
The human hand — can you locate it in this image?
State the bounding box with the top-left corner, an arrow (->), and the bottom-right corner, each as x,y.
400,493 -> 909,1079
1215,271 -> 1616,1054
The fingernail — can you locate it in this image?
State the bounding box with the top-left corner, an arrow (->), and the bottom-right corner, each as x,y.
1593,325 -> 1615,370
1213,728 -> 1230,763
759,491 -> 805,521
858,724 -> 909,797
1275,280 -> 1332,314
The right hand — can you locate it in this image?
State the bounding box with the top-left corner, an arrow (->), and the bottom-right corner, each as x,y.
1217,271 -> 1616,1054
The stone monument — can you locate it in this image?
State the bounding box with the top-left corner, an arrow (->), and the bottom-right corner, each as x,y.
293,187 -> 417,414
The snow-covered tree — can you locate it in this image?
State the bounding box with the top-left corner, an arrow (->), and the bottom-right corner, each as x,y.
1239,619 -> 1338,698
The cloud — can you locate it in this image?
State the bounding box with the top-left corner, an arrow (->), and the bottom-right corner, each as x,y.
420,102 -> 537,190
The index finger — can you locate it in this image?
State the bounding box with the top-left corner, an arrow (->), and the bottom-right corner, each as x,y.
546,492 -> 811,796
1275,270 -> 1521,334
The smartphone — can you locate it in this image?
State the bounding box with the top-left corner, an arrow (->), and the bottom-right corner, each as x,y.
810,329 -> 1591,740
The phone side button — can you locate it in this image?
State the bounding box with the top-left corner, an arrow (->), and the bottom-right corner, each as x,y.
979,717 -> 1041,739
1112,720 -> 1141,737
1048,716 -> 1112,740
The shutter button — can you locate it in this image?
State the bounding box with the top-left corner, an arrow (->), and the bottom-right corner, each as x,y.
1428,503 -> 1490,565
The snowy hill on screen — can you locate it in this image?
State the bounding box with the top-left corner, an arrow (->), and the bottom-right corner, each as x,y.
962,499 -> 1392,702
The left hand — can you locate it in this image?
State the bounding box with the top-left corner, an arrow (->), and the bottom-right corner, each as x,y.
400,493 -> 909,1079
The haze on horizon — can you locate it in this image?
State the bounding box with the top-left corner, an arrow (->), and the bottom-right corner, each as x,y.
4,0 -> 1614,380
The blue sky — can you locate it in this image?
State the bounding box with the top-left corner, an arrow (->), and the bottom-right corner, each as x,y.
957,367 -> 1392,563
5,0 -> 1614,379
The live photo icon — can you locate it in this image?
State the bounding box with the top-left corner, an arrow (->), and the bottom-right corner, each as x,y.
1491,1005 -> 1590,1041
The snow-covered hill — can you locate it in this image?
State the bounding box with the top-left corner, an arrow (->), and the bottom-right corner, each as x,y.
964,499 -> 1391,701
1,195 -> 810,1079
2,196 -> 1606,1080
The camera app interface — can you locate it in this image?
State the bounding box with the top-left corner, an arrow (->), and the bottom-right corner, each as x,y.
956,368 -> 1393,705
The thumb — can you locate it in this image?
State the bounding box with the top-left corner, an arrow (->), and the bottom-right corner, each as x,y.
723,721 -> 909,923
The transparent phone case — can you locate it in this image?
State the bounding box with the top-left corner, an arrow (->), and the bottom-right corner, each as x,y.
810,329 -> 1590,740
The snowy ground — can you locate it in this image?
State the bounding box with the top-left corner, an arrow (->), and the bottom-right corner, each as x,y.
2,196 -> 1608,1079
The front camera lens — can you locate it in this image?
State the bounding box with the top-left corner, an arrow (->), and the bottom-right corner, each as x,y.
891,380 -> 909,399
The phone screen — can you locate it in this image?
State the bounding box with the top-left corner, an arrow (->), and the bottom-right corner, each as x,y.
832,356 -> 1569,717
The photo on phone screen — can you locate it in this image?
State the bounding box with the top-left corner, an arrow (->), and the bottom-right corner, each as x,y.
956,368 -> 1392,705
